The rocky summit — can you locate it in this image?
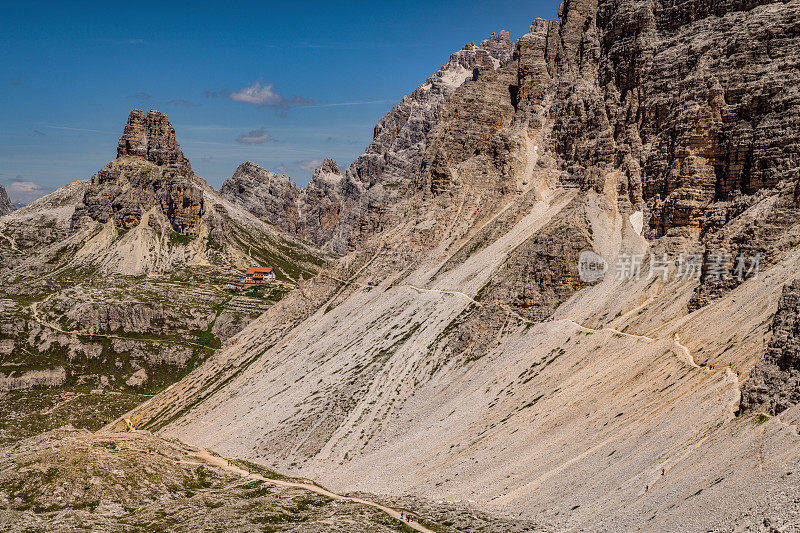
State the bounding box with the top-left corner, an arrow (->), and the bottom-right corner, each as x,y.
73,109 -> 205,236
3,1 -> 800,532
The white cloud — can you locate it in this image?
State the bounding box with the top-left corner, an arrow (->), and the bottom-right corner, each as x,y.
296,159 -> 323,172
8,180 -> 41,194
229,82 -> 283,106
222,82 -> 314,110
6,179 -> 48,205
235,128 -> 272,145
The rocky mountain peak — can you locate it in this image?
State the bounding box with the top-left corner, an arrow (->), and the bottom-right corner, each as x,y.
220,162 -> 300,235
528,17 -> 549,35
73,110 -> 205,235
234,161 -> 293,186
317,158 -> 341,176
117,109 -> 193,175
0,183 -> 14,215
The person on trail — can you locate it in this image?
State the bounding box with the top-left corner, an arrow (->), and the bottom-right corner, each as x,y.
662,468 -> 665,476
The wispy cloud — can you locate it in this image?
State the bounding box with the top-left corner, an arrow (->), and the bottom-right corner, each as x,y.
44,124 -> 111,134
235,127 -> 272,145
295,159 -> 323,172
8,180 -> 41,194
276,165 -> 291,173
265,42 -> 431,51
229,82 -> 282,106
166,99 -> 200,108
311,99 -> 397,108
209,81 -> 314,111
129,92 -> 152,101
101,38 -> 152,46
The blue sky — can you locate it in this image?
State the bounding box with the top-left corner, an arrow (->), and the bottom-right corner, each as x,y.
0,0 -> 559,204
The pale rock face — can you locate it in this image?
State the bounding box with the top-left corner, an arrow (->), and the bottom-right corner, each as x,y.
0,367 -> 66,391
740,279 -> 800,414
297,159 -> 346,245
117,109 -> 193,175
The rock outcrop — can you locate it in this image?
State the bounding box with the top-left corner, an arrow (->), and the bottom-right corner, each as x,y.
740,279 -> 800,414
0,367 -> 66,391
220,159 -> 346,244
0,184 -> 13,215
73,110 -> 205,235
297,159 -> 346,245
220,162 -> 300,234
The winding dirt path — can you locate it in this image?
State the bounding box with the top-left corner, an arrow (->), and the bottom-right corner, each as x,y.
194,448 -> 436,533
400,283 -> 703,371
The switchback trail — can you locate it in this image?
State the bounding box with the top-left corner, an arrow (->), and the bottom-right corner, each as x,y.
193,448 -> 437,533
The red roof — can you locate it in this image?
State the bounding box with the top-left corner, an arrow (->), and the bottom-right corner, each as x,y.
246,267 -> 274,276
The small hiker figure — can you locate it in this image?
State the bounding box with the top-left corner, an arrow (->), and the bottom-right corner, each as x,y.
662,468 -> 665,476
400,511 -> 404,520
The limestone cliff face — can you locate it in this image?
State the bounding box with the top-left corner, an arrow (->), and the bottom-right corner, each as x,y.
0,184 -> 14,216
298,159 -> 346,246
335,31 -> 515,253
73,110 -> 205,235
414,0 -> 800,310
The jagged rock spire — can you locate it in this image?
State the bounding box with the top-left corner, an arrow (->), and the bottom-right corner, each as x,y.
117,109 -> 193,175
73,109 -> 204,235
